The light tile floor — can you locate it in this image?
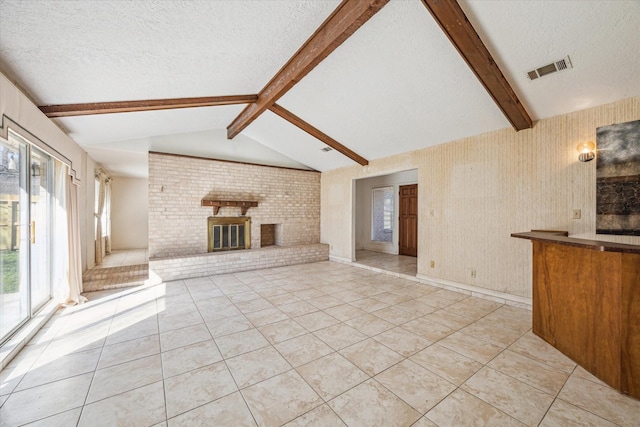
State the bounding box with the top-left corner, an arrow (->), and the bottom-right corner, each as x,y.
1,261 -> 639,426
355,250 -> 417,276
98,249 -> 149,268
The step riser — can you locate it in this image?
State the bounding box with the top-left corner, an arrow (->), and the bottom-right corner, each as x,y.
83,264 -> 149,292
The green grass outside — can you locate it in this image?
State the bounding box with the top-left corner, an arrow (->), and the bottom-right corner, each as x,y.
1,250 -> 19,294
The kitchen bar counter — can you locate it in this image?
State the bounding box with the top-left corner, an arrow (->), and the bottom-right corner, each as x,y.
512,231 -> 640,399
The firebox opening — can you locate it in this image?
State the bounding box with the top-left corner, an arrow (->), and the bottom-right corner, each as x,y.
208,217 -> 251,252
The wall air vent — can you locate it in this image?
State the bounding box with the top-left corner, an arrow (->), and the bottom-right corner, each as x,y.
527,56 -> 572,80
321,147 -> 333,152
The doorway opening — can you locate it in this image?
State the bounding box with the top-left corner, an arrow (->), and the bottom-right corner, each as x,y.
354,169 -> 418,276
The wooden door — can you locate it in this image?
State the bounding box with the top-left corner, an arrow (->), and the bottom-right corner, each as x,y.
399,184 -> 418,257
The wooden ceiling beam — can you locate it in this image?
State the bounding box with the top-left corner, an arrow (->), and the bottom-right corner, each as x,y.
421,0 -> 533,131
39,94 -> 258,118
227,0 -> 390,139
270,103 -> 368,166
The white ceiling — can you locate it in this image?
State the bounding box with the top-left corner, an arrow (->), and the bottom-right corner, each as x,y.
1,0 -> 639,177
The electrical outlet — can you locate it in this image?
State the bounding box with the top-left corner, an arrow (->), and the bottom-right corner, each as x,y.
572,209 -> 581,219
470,269 -> 476,278
429,209 -> 435,217
430,260 -> 435,268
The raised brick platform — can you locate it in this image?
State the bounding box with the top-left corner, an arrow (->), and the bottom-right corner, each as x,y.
149,243 -> 329,283
82,264 -> 149,292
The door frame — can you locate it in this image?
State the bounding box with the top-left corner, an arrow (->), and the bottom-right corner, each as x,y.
352,170 -> 418,261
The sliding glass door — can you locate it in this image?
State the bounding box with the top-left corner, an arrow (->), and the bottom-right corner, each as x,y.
30,146 -> 52,312
0,134 -> 53,345
0,136 -> 29,342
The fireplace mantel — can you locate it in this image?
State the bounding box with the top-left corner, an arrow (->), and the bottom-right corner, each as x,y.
201,199 -> 258,216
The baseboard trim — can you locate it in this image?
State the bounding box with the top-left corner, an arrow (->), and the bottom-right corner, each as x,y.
329,255 -> 353,264
415,274 -> 531,309
331,255 -> 531,310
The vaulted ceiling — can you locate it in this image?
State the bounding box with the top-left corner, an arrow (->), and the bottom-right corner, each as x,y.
1,0 -> 639,177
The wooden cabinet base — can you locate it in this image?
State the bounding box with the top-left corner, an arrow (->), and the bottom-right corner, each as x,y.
513,232 -> 640,400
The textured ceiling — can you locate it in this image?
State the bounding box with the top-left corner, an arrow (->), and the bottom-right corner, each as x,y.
1,0 -> 639,176
0,0 -> 340,103
276,0 -> 510,162
461,0 -> 640,119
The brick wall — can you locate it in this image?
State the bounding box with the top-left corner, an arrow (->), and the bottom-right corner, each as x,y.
148,152 -> 321,258
149,243 -> 329,282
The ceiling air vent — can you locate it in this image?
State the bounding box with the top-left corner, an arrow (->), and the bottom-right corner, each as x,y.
321,147 -> 333,152
527,56 -> 572,80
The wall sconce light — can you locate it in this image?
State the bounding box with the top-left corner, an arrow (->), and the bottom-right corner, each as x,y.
577,141 -> 596,162
31,162 -> 41,177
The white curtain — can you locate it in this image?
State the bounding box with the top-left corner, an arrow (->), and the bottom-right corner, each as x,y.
52,163 -> 86,305
51,161 -> 68,302
95,169 -> 106,265
66,173 -> 86,305
104,177 -> 112,255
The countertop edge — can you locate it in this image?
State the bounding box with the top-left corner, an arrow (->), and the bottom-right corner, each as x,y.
511,232 -> 640,254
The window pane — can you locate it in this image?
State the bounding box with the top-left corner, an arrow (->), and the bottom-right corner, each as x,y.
0,136 -> 29,344
371,187 -> 393,242
30,147 -> 52,311
95,178 -> 100,238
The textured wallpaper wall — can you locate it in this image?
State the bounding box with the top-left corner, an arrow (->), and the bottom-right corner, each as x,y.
321,96 -> 640,299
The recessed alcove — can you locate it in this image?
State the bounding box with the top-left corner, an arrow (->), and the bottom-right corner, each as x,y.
261,223 -> 281,247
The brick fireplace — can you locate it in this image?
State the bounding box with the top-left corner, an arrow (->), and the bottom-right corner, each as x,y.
147,152 -> 328,281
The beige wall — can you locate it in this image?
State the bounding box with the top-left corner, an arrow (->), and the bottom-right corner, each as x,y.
0,72 -> 97,272
321,96 -> 640,299
149,153 -> 321,258
111,177 -> 149,250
